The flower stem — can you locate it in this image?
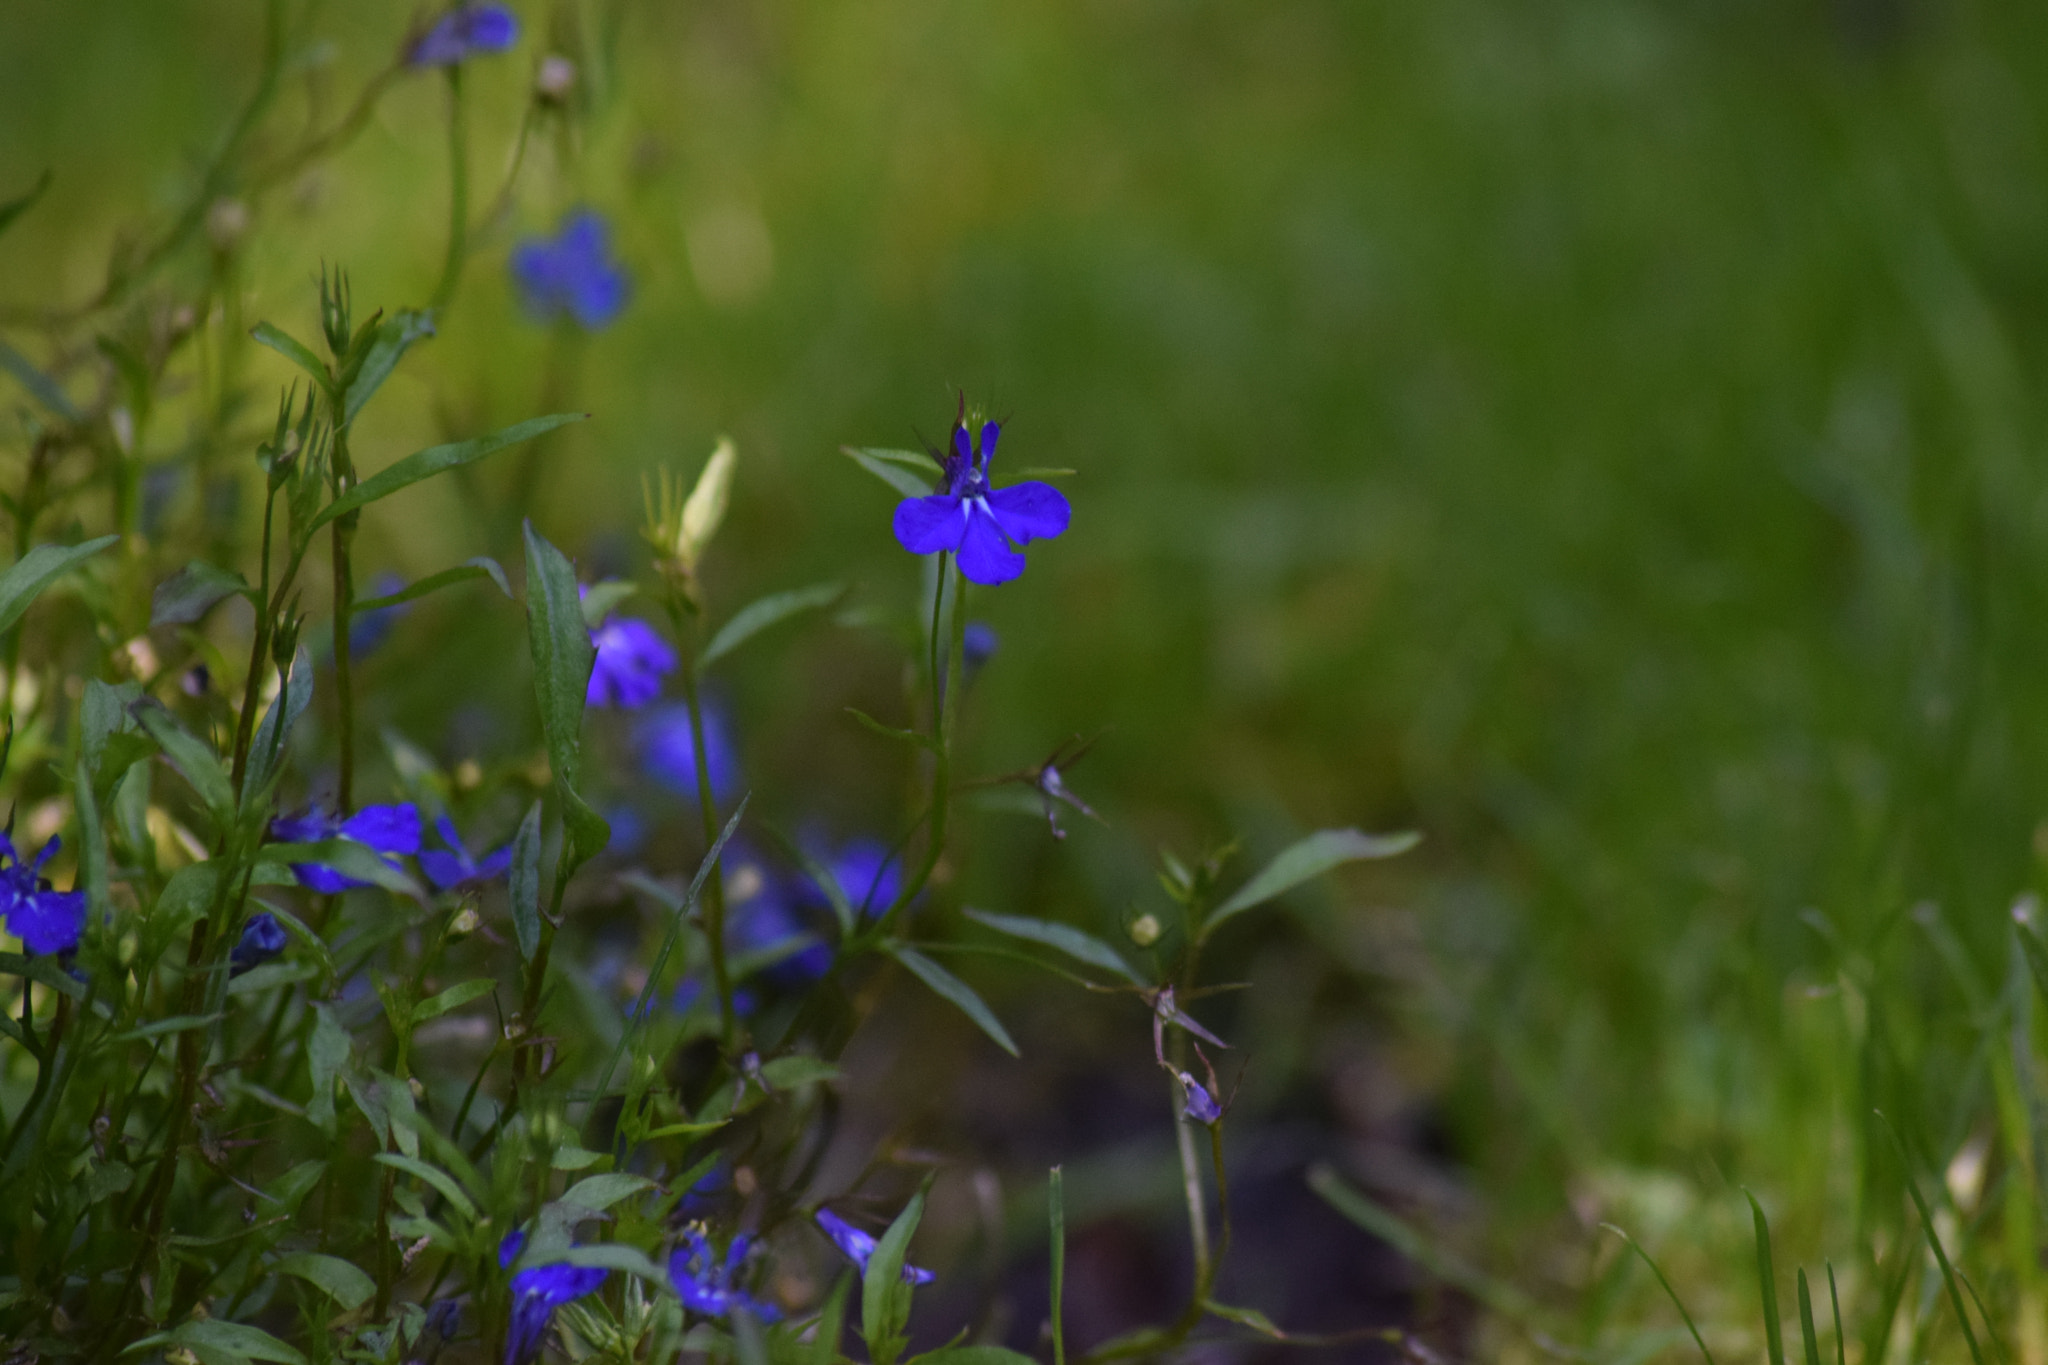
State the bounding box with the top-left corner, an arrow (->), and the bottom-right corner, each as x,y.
330,424 -> 357,811
875,554 -> 963,940
430,65 -> 468,314
680,661 -> 735,1048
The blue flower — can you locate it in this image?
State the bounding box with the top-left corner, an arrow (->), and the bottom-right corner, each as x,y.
588,616 -> 675,709
667,976 -> 760,1018
794,836 -> 902,925
637,703 -> 740,803
962,621 -> 998,675
501,1230 -> 607,1365
511,212 -> 629,330
668,1230 -> 781,1322
813,1209 -> 934,1285
0,835 -> 86,957
410,4 -> 520,67
229,913 -> 289,976
1173,1070 -> 1223,1124
349,572 -> 409,658
419,816 -> 513,893
892,422 -> 1069,586
271,804 -> 423,893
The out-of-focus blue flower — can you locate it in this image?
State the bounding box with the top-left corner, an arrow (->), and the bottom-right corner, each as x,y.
229,913 -> 289,976
962,621 -> 998,675
637,703 -> 739,803
669,1230 -> 780,1322
425,1296 -> 463,1340
892,421 -> 1069,586
0,835 -> 86,957
1173,1070 -> 1223,1124
588,615 -> 675,709
420,816 -> 513,893
814,1209 -> 934,1286
677,1159 -> 731,1218
502,1230 -> 607,1365
348,572 -> 409,658
798,837 -> 901,922
603,804 -> 647,860
410,3 -> 520,67
668,976 -> 760,1018
511,212 -> 629,330
271,804 -> 422,893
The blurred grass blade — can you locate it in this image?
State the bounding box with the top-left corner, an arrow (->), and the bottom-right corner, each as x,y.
272,1251 -> 374,1311
0,338 -> 80,421
0,535 -> 117,636
523,519 -> 609,867
1050,1166 -> 1067,1365
1309,1164 -> 1540,1325
1746,1192 -> 1786,1365
1600,1224 -> 1716,1364
2014,916 -> 2048,1008
700,581 -> 845,669
151,559 -> 258,628
1880,1114 -> 1991,1365
251,322 -> 332,397
1827,1264 -> 1844,1365
888,944 -> 1020,1056
863,1189 -> 927,1365
1797,1268 -> 1821,1365
311,413 -> 586,536
509,801 -> 543,961
1203,828 -> 1419,938
352,557 -> 509,611
845,705 -> 938,752
843,445 -> 938,498
243,645 -> 313,805
966,908 -> 1141,985
0,169 -> 51,242
812,1274 -> 851,1365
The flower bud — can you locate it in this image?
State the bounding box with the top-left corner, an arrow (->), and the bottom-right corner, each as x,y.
677,437 -> 736,572
536,54 -> 576,101
1128,913 -> 1161,947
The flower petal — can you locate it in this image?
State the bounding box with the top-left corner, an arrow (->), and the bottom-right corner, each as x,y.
956,503 -> 1026,585
342,804 -> 423,855
978,421 -> 1000,469
9,889 -> 84,956
954,426 -> 974,464
986,481 -> 1070,544
419,850 -> 470,892
893,495 -> 968,555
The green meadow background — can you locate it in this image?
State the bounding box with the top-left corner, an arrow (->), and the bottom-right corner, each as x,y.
10,0 -> 2048,1355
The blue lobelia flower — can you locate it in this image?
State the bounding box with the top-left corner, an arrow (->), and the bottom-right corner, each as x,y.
588,615 -> 676,709
892,422 -> 1069,586
501,1230 -> 607,1365
669,1229 -> 781,1322
348,572 -> 409,658
796,836 -> 903,924
637,702 -> 740,803
962,621 -> 998,675
511,212 -> 629,331
1173,1070 -> 1223,1124
0,835 -> 86,957
813,1209 -> 935,1285
271,804 -> 423,893
410,3 -> 520,67
419,816 -> 514,893
229,913 -> 290,976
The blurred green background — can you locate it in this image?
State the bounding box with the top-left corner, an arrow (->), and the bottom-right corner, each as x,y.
11,0 -> 2048,1348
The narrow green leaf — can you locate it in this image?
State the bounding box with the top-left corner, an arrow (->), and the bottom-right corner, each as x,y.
523,520 -> 609,866
1747,1192 -> 1786,1365
0,535 -> 117,636
761,823 -> 856,938
1827,1263 -> 1845,1365
258,840 -> 421,898
1050,1166 -> 1067,1365
168,1320 -> 307,1365
373,1153 -> 477,1222
0,950 -> 85,999
555,1243 -> 669,1282
310,413 -> 585,536
1308,1165 -> 1540,1324
843,445 -> 939,498
273,1251 -> 375,1310
0,169 -> 51,241
510,800 -> 543,961
1880,1116 -> 1991,1365
251,322 -> 332,396
863,1190 -> 927,1365
1797,1269 -> 1822,1365
563,1173 -> 655,1211
965,909 -> 1141,985
813,1275 -> 852,1365
130,699 -> 233,821
844,706 -> 937,752
242,646 -> 313,807
701,581 -> 846,669
151,560 -> 259,627
0,338 -> 80,422
306,1003 -> 351,1132
342,308 -> 433,425
1599,1224 -> 1717,1365
1202,1303 -> 1285,1338
1204,828 -> 1420,936
412,979 -> 495,1022
578,579 -> 637,628
761,1055 -> 841,1089
111,1012 -> 224,1042
910,1352 -> 1038,1365
352,557 -> 510,612
81,677 -> 143,785
2016,919 -> 2048,1010
889,944 -> 1019,1057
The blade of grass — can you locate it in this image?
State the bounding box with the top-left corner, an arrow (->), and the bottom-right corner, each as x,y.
1599,1225 -> 1716,1365
1826,1263 -> 1845,1365
1051,1166 -> 1068,1365
1747,1191 -> 1786,1365
1879,1113 -> 1990,1365
1797,1269 -> 1822,1365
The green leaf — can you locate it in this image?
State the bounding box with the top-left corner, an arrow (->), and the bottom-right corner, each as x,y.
862,1190 -> 927,1365
1797,1268 -> 1822,1365
111,1012 -> 224,1042
251,322 -> 332,396
309,413 -> 586,537
523,521 -> 609,866
510,800 -> 543,961
2017,919 -> 2048,1010
273,1251 -> 375,1310
0,951 -> 85,999
578,578 -> 638,628
1880,1118 -> 1992,1365
965,909 -> 1141,985
163,1320 -> 307,1365
1307,1165 -> 1540,1324
1202,1303 -> 1286,1338
910,1352 -> 1040,1365
352,556 -> 511,611
761,1055 -> 842,1089
374,1153 -> 478,1222
151,561 -> 259,628
81,678 -> 143,784
843,446 -> 939,498
342,308 -> 434,425
0,169 -> 51,242
888,945 -> 1019,1057
563,1172 -> 655,1211
701,581 -> 846,669
0,535 -> 117,636
0,338 -> 80,422
1748,1191 -> 1787,1365
306,1003 -> 351,1132
258,839 -> 421,897
412,978 -> 495,1022
1598,1224 -> 1718,1365
129,699 -> 233,822
556,1243 -> 670,1283
844,706 -> 937,753
1049,1166 -> 1067,1365
242,646 -> 313,807
1203,828 -> 1420,937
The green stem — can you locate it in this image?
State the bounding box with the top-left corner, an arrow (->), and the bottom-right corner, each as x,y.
873,555 -> 963,942
680,663 -> 734,1046
330,425 -> 357,812
229,485 -> 278,793
430,66 -> 469,314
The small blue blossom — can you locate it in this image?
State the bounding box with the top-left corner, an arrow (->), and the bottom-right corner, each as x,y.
603,804 -> 647,859
637,702 -> 740,802
410,3 -> 520,67
668,1230 -> 781,1322
229,913 -> 289,976
0,835 -> 86,957
425,1296 -> 463,1341
511,212 -> 629,330
419,816 -> 513,892
801,836 -> 901,921
348,572 -> 409,657
271,804 -> 423,893
667,976 -> 760,1018
814,1209 -> 935,1286
588,615 -> 676,709
501,1230 -> 607,1365
962,621 -> 998,675
1173,1070 -> 1223,1124
892,421 -> 1069,586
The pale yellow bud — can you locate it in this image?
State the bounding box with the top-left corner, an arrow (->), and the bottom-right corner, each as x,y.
1129,913 -> 1162,947
676,437 -> 736,571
